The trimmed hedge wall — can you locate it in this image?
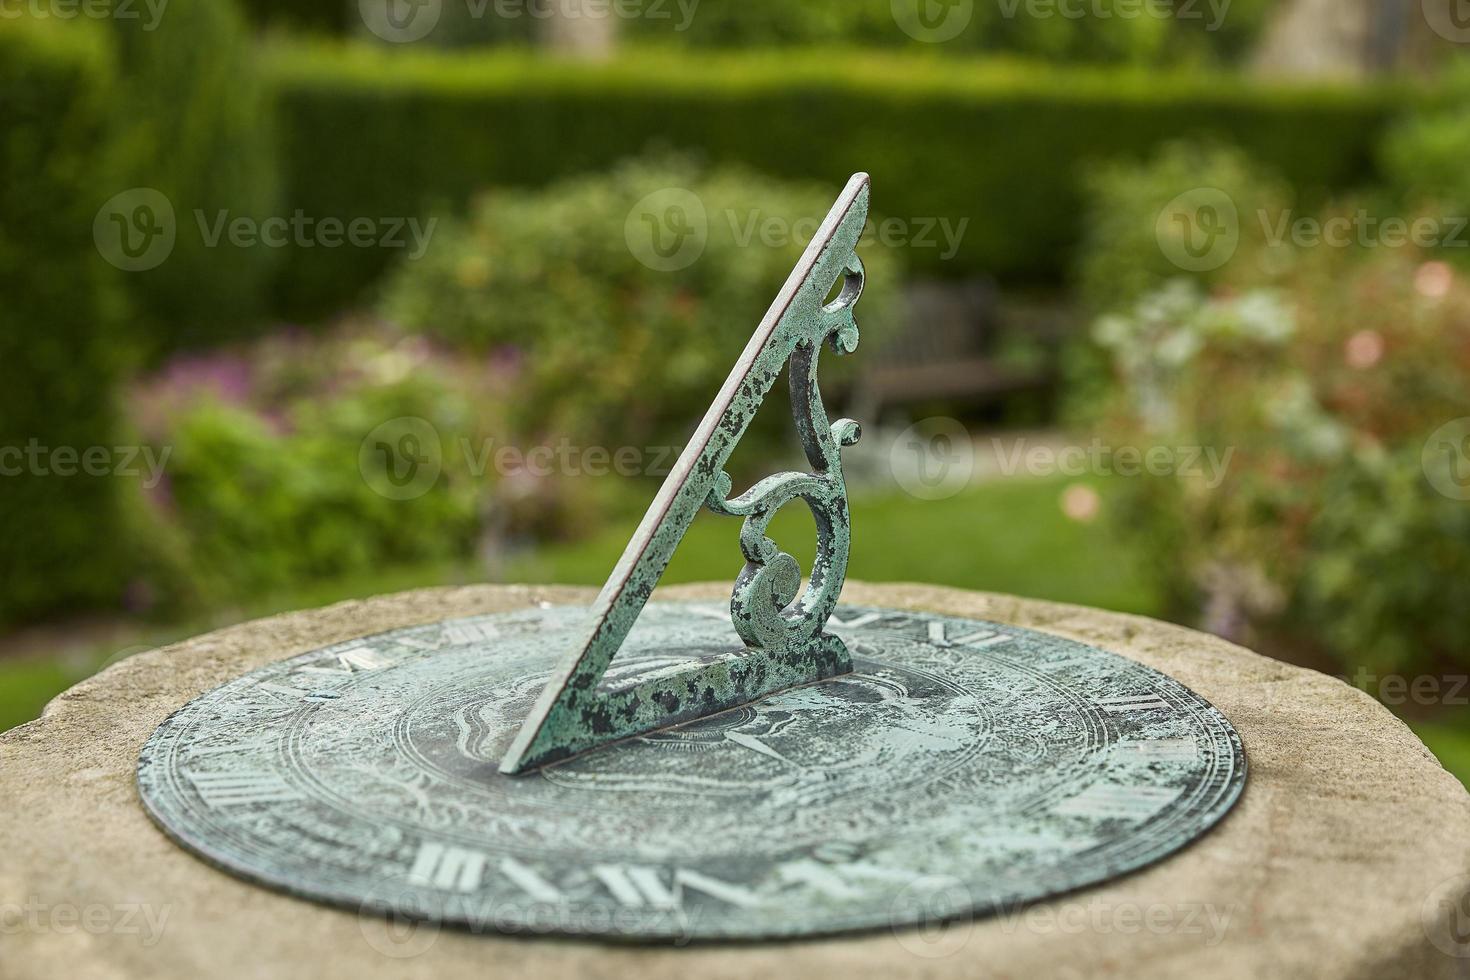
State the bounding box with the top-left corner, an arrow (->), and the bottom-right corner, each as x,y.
266,43 -> 1400,316
0,22 -> 130,621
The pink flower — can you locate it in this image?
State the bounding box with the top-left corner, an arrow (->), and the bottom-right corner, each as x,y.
1343,329 -> 1384,370
1060,483 -> 1101,523
1415,261 -> 1453,299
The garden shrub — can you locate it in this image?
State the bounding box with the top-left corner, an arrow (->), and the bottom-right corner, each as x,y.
1087,248 -> 1470,676
127,328 -> 527,604
1380,62 -> 1470,232
110,0 -> 281,354
376,156 -> 902,466
1075,140 -> 1293,315
0,21 -> 135,624
626,0 -> 1275,68
264,41 -> 1396,316
244,0 -> 353,33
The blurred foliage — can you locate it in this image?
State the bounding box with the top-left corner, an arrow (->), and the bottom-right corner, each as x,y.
332,0 -> 1274,67
265,40 -> 1395,315
244,0 -> 353,34
1085,250 -> 1470,674
109,0 -> 282,354
1076,140 -> 1293,315
126,329 -> 518,606
0,20 -> 133,623
378,156 -> 901,461
1381,61 -> 1470,235
627,0 -> 1275,67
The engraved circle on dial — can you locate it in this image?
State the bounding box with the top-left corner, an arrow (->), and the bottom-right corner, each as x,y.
136,603 -> 1246,940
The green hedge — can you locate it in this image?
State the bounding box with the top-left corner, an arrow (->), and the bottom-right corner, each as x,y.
265,43 -> 1400,317
110,0 -> 282,354
0,22 -> 130,622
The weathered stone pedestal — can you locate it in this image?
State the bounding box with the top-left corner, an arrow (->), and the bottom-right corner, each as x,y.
4,583 -> 1469,979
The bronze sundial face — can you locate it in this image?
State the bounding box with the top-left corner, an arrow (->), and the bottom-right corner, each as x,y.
135,174 -> 1245,941
137,602 -> 1245,940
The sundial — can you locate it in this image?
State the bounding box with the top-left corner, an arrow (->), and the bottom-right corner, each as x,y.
137,174 -> 1245,942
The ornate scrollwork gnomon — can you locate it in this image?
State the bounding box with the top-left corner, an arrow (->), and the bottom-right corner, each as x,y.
501,176 -> 873,774
707,254 -> 864,662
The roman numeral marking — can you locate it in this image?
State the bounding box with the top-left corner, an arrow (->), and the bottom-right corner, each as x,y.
498,856 -> 564,904
1053,783 -> 1180,822
592,865 -> 760,910
1095,693 -> 1172,713
1118,738 -> 1198,763
926,621 -> 1011,649
443,622 -> 497,645
828,611 -> 885,629
408,841 -> 489,893
297,646 -> 391,678
407,845 -> 567,901
187,771 -> 303,808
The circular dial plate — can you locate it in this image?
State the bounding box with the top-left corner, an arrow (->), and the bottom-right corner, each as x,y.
137,603 -> 1246,940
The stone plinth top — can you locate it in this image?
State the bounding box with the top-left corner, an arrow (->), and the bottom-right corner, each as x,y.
3,583 -> 1468,979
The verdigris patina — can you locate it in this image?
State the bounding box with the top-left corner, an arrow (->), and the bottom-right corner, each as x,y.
500,173 -> 871,774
